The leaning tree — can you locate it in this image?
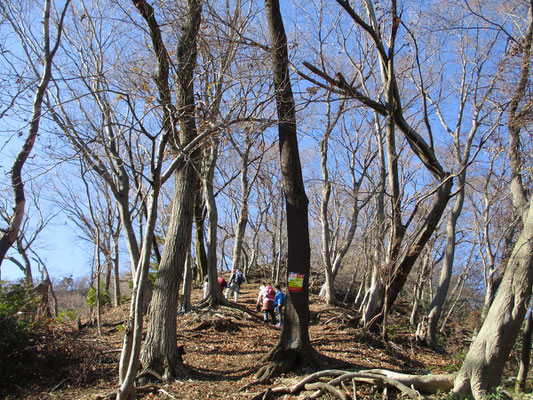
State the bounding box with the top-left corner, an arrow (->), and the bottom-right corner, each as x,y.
451,0 -> 533,397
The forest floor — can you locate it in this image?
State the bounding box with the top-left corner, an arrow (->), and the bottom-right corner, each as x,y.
1,277 -> 506,400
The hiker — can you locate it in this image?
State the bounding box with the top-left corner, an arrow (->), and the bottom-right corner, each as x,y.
217,276 -> 227,293
203,275 -> 209,299
225,267 -> 245,303
256,283 -> 276,324
273,284 -> 286,327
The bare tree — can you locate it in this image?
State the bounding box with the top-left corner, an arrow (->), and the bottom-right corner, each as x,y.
256,0 -> 347,381
1,188 -> 55,287
199,135 -> 223,305
49,0 -> 145,281
228,128 -> 264,282
452,0 -> 533,397
116,0 -> 182,395
138,0 -> 203,381
415,4 -> 504,347
318,104 -> 376,304
196,0 -> 262,305
0,0 -> 70,273
467,146 -> 515,323
303,0 -> 452,329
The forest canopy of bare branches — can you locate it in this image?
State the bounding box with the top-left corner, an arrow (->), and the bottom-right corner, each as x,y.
0,0 -> 532,399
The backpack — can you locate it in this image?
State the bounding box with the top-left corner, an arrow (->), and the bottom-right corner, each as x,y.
265,285 -> 275,299
274,290 -> 286,307
234,269 -> 244,285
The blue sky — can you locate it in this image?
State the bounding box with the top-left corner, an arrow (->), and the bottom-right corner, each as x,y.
1,212 -> 93,282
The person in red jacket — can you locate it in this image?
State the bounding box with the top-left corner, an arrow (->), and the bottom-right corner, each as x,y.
256,283 -> 276,324
217,276 -> 227,293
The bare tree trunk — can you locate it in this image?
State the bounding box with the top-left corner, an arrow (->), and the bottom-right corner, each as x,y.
343,267 -> 358,304
361,265 -> 384,326
382,179 -> 452,315
272,202 -> 284,284
410,248 -> 432,326
201,136 -> 224,306
439,262 -> 470,332
139,0 -> 201,377
96,230 -> 103,337
117,173 -> 163,399
359,110 -> 386,322
318,97 -> 345,305
130,0 -> 202,383
257,0 -> 343,380
352,269 -> 368,307
140,161 -> 198,378
246,209 -> 264,279
113,231 -> 121,307
194,180 -> 208,280
180,250 -> 193,313
230,132 -> 251,273
417,178 -> 465,348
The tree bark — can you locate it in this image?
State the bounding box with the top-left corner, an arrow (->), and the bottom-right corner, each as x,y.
410,247 -> 432,327
257,0 -> 343,380
113,230 -> 121,307
383,178 -> 452,312
200,136 -> 224,306
318,98 -> 367,305
137,0 -> 202,381
517,309 -> 533,391
231,132 -> 251,273
194,179 -> 208,280
140,131 -> 199,380
180,250 -> 193,313
318,98 -> 342,305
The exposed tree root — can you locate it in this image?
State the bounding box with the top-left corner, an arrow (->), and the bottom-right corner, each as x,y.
241,346 -> 352,392
244,368 -> 456,399
364,369 -> 455,393
305,381 -> 348,399
97,384 -> 179,400
138,350 -> 188,384
254,358 -> 295,384
196,294 -> 261,320
137,368 -> 164,382
195,295 -> 263,321
196,293 -> 228,309
249,388 -> 274,400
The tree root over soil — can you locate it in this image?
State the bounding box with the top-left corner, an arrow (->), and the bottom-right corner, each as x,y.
244,368 -> 456,400
242,346 -> 352,390
196,294 -> 261,321
96,384 -> 179,400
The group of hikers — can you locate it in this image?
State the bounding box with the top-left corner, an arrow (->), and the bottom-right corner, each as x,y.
202,268 -> 287,326
256,282 -> 285,326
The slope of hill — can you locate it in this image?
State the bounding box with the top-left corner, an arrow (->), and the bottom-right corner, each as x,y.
1,280 -> 491,399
